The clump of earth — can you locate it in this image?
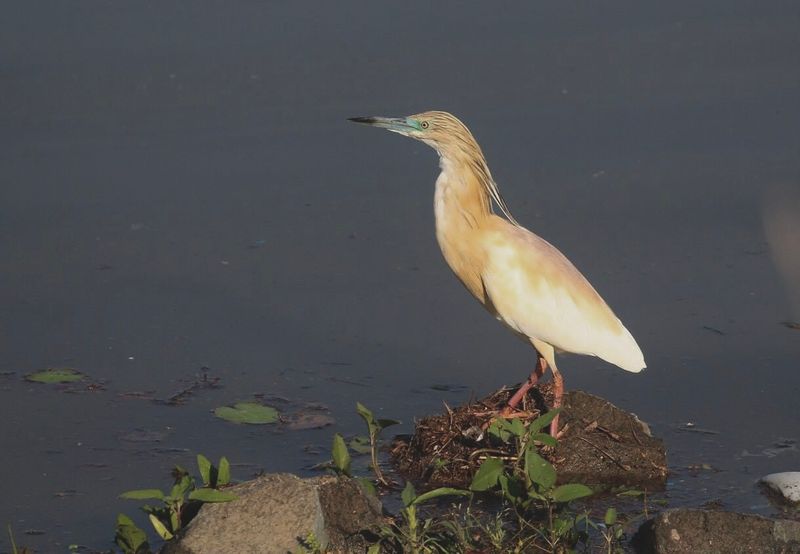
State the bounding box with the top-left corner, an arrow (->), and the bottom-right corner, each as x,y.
391,386 -> 667,490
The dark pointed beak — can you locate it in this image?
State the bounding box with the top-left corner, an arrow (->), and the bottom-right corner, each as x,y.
348,116 -> 416,135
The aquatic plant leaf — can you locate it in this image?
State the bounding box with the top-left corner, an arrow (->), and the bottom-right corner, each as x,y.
525,446 -> 556,489
332,433 -> 351,476
114,513 -> 149,554
170,474 -> 193,499
413,487 -> 471,506
349,435 -> 372,454
470,457 -> 504,491
550,483 -> 593,503
188,489 -> 237,502
356,402 -> 377,434
376,418 -> 400,430
217,456 -> 231,486
356,402 -> 399,433
25,368 -> 84,384
197,454 -> 212,486
529,408 -> 562,434
604,507 -> 618,525
401,481 -> 416,507
148,513 -> 173,540
213,402 -> 279,424
120,489 -> 165,500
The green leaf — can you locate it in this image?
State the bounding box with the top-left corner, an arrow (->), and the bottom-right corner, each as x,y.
604,507 -> 618,526
376,418 -> 401,430
367,544 -> 381,554
550,483 -> 593,503
413,487 -> 470,506
401,481 -> 416,507
356,402 -> 377,434
25,368 -> 84,384
498,474 -> 527,504
114,513 -> 149,554
332,433 -> 351,476
148,513 -> 174,540
196,454 -> 212,486
170,474 -> 193,500
530,432 -> 558,448
552,515 -> 574,538
525,446 -> 556,489
169,506 -> 179,534
530,408 -> 562,434
470,457 -> 504,491
487,420 -> 511,442
188,488 -> 237,502
120,489 -> 165,501
616,488 -> 645,497
217,456 -> 231,486
357,477 -> 377,497
348,435 -> 372,454
509,418 -> 525,437
214,402 -> 279,424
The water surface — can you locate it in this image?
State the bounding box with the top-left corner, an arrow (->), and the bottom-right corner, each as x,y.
1,1 -> 799,550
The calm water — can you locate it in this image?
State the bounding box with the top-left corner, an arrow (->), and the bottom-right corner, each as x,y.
2,1 -> 799,551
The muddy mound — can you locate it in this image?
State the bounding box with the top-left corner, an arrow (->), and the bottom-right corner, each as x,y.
391,387 -> 667,490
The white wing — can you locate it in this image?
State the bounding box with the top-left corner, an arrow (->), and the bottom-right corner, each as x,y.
480,218 -> 645,372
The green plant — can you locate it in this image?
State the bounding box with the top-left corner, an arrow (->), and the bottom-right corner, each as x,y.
118,454 -> 236,549
370,481 -> 471,554
296,530 -> 323,553
114,514 -> 150,554
356,402 -> 399,485
331,433 -> 352,477
470,410 -> 594,552
599,507 -> 624,553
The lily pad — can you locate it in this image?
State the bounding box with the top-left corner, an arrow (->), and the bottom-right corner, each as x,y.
25,368 -> 84,384
214,402 -> 279,425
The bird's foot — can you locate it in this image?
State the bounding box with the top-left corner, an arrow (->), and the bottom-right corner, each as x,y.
549,417 -> 568,441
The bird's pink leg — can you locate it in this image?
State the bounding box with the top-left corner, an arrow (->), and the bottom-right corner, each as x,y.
500,356 -> 547,415
549,364 -> 565,438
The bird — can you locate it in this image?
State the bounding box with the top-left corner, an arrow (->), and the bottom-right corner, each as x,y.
349,111 -> 645,437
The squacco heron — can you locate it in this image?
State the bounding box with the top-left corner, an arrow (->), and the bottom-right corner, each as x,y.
349,111 -> 645,436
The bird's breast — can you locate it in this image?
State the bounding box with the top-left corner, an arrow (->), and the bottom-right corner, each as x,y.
433,172 -> 491,305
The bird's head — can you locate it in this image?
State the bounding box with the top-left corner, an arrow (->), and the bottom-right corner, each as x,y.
349,111 -> 479,158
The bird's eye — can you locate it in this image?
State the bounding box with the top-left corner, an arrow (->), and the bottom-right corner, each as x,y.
421,121 -> 429,129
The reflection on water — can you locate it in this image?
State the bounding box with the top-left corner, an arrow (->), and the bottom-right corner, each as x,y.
763,184 -> 800,319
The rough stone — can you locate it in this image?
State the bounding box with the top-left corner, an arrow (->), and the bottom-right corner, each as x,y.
762,472 -> 800,504
392,388 -> 667,490
632,509 -> 800,553
161,473 -> 383,554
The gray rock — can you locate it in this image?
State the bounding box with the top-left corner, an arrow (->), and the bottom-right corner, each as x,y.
162,473 -> 383,554
632,509 -> 800,553
762,472 -> 800,504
